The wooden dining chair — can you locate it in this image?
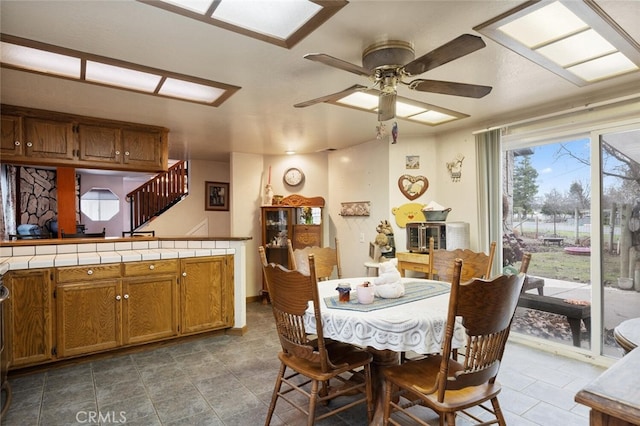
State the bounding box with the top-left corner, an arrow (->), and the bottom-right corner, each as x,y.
259,246 -> 374,425
289,237 -> 342,280
382,259 -> 526,426
517,252 -> 538,291
428,238 -> 496,282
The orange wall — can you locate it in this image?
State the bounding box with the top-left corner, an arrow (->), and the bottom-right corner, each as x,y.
56,167 -> 76,237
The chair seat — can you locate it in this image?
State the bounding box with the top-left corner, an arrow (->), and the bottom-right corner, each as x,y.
279,343 -> 372,381
384,355 -> 502,412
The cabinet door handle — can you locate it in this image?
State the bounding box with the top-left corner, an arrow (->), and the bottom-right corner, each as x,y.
149,265 -> 155,270
26,142 -> 33,147
115,150 -> 120,155
14,141 -> 20,146
182,272 -> 187,277
124,294 -> 129,299
125,151 -> 130,156
87,269 -> 93,275
115,295 -> 121,301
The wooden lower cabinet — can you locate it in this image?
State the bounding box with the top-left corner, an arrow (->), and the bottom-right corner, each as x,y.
56,279 -> 121,358
6,256 -> 232,369
179,256 -> 234,335
5,269 -> 55,368
122,260 -> 178,345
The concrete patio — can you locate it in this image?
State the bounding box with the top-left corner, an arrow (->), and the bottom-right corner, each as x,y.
515,276 -> 640,357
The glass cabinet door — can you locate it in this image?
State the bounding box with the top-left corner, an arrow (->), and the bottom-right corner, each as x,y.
262,207 -> 292,269
295,206 -> 322,225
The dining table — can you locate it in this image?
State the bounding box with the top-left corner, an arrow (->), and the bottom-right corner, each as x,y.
304,276 -> 465,425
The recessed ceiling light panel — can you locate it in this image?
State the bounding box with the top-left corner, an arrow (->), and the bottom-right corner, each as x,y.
0,34 -> 240,107
159,78 -> 226,103
0,41 -> 80,78
568,52 -> 638,82
86,61 -> 162,92
213,1 -> 322,39
411,110 -> 458,125
337,92 -> 379,109
497,2 -> 587,48
475,0 -> 640,86
536,29 -> 615,67
138,0 -> 347,48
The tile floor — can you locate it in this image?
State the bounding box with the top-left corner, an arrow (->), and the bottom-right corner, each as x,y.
1,302 -> 607,425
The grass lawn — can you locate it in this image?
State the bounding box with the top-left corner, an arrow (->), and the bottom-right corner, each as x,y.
510,235 -> 622,286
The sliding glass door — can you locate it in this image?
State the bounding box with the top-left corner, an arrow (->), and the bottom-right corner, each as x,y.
504,137 -> 593,351
502,123 -> 640,358
598,126 -> 640,357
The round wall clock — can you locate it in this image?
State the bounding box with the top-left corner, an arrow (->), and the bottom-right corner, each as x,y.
283,167 -> 305,186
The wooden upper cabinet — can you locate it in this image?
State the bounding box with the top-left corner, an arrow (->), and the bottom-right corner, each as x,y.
1,114 -> 23,157
23,117 -> 76,160
0,104 -> 169,172
78,123 -> 123,164
122,128 -> 167,170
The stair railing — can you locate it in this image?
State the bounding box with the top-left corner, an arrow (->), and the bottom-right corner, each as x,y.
126,160 -> 188,231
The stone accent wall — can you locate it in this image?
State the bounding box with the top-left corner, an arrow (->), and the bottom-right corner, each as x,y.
19,167 -> 79,230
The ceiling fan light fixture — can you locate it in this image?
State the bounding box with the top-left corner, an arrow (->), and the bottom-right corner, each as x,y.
362,40 -> 415,71
297,34 -> 488,125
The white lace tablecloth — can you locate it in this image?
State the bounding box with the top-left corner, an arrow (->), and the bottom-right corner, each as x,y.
304,277 -> 465,354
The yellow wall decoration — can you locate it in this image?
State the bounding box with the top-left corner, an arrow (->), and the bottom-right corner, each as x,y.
391,202 -> 426,228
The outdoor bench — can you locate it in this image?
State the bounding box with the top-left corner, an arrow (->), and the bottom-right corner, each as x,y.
517,293 -> 591,347
542,237 -> 564,246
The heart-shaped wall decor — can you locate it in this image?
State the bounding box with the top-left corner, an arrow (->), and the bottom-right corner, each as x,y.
398,175 -> 429,200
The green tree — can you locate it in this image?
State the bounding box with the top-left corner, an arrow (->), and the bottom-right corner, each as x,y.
568,181 -> 590,212
513,155 -> 539,219
541,189 -> 566,235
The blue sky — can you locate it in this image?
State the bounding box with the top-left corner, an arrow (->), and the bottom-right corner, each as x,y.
526,138 -> 591,197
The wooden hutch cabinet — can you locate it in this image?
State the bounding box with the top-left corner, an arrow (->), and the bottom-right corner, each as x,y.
260,195 -> 325,302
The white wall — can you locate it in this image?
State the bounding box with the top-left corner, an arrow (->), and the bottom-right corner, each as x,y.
388,135 -> 438,252
328,139 -> 389,278
230,152 -> 264,299
232,152 -> 330,298
148,159 -> 230,236
433,129 -> 483,251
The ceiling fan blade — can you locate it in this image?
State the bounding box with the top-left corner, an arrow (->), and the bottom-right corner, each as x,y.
294,84 -> 368,108
304,53 -> 371,77
377,92 -> 396,122
409,79 -> 492,98
403,34 -> 486,76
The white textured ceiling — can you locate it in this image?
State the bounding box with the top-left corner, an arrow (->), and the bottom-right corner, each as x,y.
1,0 -> 639,162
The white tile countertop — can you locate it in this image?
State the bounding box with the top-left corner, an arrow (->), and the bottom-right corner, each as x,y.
0,239 -> 235,272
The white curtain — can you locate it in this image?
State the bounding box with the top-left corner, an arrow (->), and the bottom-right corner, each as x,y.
0,164 -> 17,240
475,129 -> 502,276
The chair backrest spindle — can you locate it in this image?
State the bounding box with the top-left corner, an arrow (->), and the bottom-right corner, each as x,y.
437,258 -> 526,401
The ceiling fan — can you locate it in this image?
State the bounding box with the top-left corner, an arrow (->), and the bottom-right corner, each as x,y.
294,34 -> 492,122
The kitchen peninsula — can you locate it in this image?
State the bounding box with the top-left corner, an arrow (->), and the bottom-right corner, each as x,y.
0,235 -> 250,370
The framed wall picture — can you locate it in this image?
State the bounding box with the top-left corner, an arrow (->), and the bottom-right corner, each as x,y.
205,181 -> 229,211
406,155 -> 420,169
